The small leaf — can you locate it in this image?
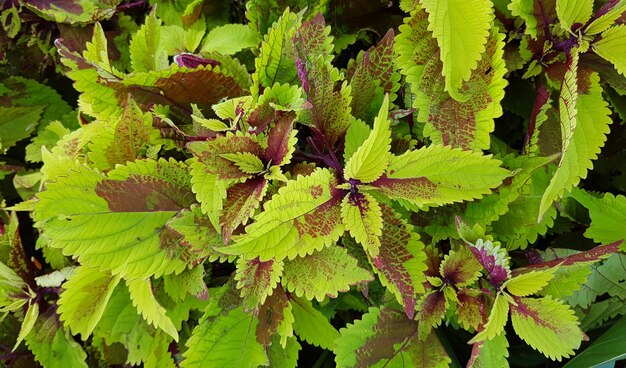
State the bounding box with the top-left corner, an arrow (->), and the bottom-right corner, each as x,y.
440,246 -> 483,287
341,192 -> 383,257
504,269 -> 556,297
127,278 -> 179,341
13,302 -> 38,351
235,257 -> 283,312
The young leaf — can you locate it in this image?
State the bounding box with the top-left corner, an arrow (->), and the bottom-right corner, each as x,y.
13,301 -> 38,351
586,2 -> 626,35
370,204 -> 427,318
290,296 -> 339,350
372,145 -> 509,207
510,296 -> 584,361
344,94 -> 391,183
416,290 -> 447,340
200,24 -> 259,55
129,9 -> 168,72
593,25 -> 626,77
281,246 -> 373,301
57,266 -> 121,339
440,246 -> 483,288
469,293 -> 509,343
126,278 -> 179,341
508,0 -> 538,38
221,178 -> 268,243
341,193 -> 383,257
343,118 -> 371,162
235,257 -> 283,312
220,169 -> 345,261
468,239 -> 511,286
556,0 -> 594,32
182,307 -> 268,368
421,0 -> 493,100
504,269 -> 556,297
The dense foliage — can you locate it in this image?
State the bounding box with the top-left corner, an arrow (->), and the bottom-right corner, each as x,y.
1,0 -> 626,367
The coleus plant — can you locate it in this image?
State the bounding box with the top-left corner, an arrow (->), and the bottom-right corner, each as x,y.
1,0 -> 626,367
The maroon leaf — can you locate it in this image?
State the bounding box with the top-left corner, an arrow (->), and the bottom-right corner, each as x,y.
457,288 -> 487,331
416,290 -> 447,340
187,134 -> 264,180
264,111 -> 295,166
468,239 -> 511,287
174,53 -> 220,69
256,285 -> 291,346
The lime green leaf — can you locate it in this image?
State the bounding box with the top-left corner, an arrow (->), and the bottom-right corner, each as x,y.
341,192 -> 383,257
219,152 -> 265,174
25,312 -> 88,368
373,145 -> 508,207
334,306 -> 450,368
130,9 -> 168,72
188,167 -> 226,231
504,269 -> 556,297
343,118 -> 371,162
182,307 -> 268,368
468,332 -> 509,368
35,159 -> 195,278
127,278 -> 179,341
369,205 -> 427,319
282,246 -> 373,302
344,95 -> 391,183
586,1 -> 626,35
421,0 -> 493,99
163,266 -> 207,302
57,266 -> 121,338
539,72 -> 612,219
556,0 -> 593,32
0,106 -> 42,154
469,293 -> 509,343
13,301 -> 38,351
290,296 -> 339,349
268,335 -> 301,367
510,296 -> 584,361
235,257 -> 283,312
200,24 -> 259,55
571,189 -> 626,246
594,25 -> 626,77
220,169 -> 345,262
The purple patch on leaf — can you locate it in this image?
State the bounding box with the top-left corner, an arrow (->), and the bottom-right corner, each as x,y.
295,58 -> 310,94
468,239 -> 510,287
174,53 -> 220,69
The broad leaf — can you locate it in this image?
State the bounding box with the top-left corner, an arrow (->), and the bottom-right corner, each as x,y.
25,312 -> 88,368
572,189 -> 626,246
369,205 -> 427,319
556,0 -> 594,32
564,315 -> 626,368
372,145 -> 508,207
593,25 -> 626,77
182,307 -> 268,368
200,24 -> 259,55
421,0 -> 493,99
281,246 -> 372,301
57,266 -> 120,338
290,296 -> 339,350
235,257 -> 283,312
510,296 -> 584,361
220,169 -> 345,261
256,286 -> 294,347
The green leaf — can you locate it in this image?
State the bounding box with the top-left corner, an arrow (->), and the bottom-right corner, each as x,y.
556,0 -> 594,32
126,278 -> 179,341
35,159 -> 196,278
25,312 -> 88,368
504,269 -> 556,297
469,293 -> 509,343
508,0 -> 538,38
252,9 -> 299,96
200,24 -> 259,55
372,145 -> 508,207
344,95 -> 391,183
282,246 -> 373,301
235,257 -> 283,312
182,306 -> 268,368
219,152 -> 265,174
586,2 -> 626,35
343,118 -> 371,162
57,266 -> 121,338
468,332 -> 509,368
564,315 -> 626,368
0,106 -> 42,153
290,296 -> 339,349
572,189 -> 626,246
129,9 -> 168,72
341,192 -> 383,257
219,169 -> 345,262
421,0 -> 493,100
594,25 -> 626,77
510,296 -> 584,361
334,306 -> 450,368
13,301 -> 38,351
369,205 -> 427,319
268,335 -> 301,367
396,8 -> 507,151
539,71 -> 612,219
